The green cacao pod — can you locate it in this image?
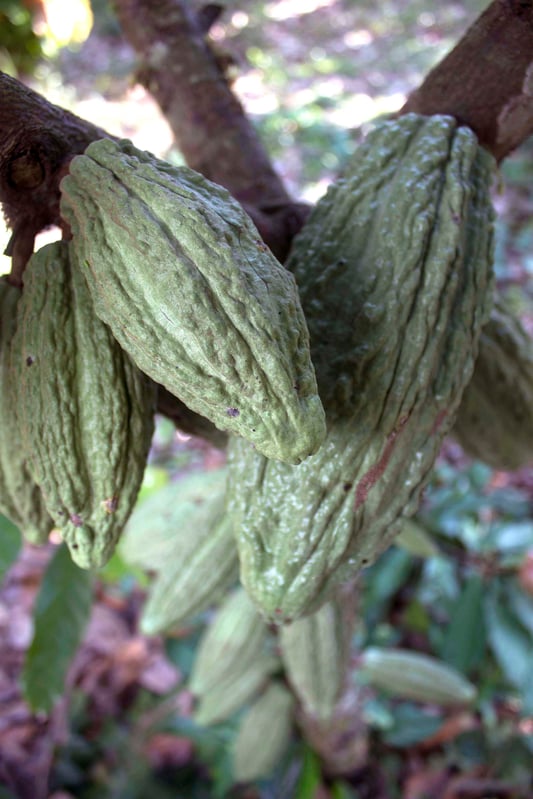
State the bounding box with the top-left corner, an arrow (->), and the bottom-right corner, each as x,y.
232,682 -> 294,783
0,278 -> 54,544
10,241 -> 156,568
452,298 -> 533,470
227,114 -> 495,622
190,587 -> 271,696
140,510 -> 239,635
120,467 -> 228,573
60,138 -> 326,465
360,647 -> 476,705
194,651 -> 280,726
279,597 -> 348,720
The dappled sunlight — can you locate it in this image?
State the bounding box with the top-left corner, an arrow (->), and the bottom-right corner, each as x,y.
34,0 -> 93,50
0,219 -> 10,276
265,0 -> 337,22
343,29 -> 374,48
230,11 -> 250,31
234,71 -> 280,115
328,90 -> 406,128
35,226 -> 62,250
75,84 -> 174,156
0,225 -> 63,278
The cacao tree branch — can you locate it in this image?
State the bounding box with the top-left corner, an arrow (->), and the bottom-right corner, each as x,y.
401,0 -> 533,161
0,71 -> 108,285
111,0 -> 310,261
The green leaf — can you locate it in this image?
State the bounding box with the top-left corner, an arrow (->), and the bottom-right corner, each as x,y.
363,547 -> 413,627
418,556 -> 459,607
439,574 -> 486,674
22,544 -> 93,713
331,781 -> 359,799
98,549 -> 148,590
362,697 -> 395,730
0,514 -> 21,585
383,703 -> 442,747
294,746 -> 322,799
165,715 -> 237,798
485,582 -> 533,706
396,519 -> 439,559
485,522 -> 533,556
506,580 -> 533,638
165,626 -> 205,680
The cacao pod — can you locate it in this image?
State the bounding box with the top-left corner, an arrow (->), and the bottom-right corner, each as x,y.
60,138 -> 326,464
190,587 -> 271,696
232,682 -> 294,783
452,298 -> 533,470
279,597 -> 349,720
0,278 -> 54,544
120,467 -> 228,573
194,652 -> 280,726
140,511 -> 239,635
360,647 -> 477,705
10,241 -> 156,568
227,114 -> 495,622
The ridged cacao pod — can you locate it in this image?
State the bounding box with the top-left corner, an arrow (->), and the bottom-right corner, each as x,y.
233,682 -> 294,783
279,597 -> 349,720
140,511 -> 239,635
452,298 -> 533,470
194,651 -> 280,726
190,587 -> 271,696
227,114 -> 495,622
10,241 -> 156,568
120,467 -> 228,573
0,278 -> 54,544
60,138 -> 326,465
360,647 -> 476,705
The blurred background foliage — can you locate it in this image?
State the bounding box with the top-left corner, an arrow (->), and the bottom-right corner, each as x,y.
0,1 -> 532,798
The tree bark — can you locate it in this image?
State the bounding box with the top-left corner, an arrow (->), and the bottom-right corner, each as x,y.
0,72 -> 108,284
401,0 -> 533,161
112,0 -> 310,261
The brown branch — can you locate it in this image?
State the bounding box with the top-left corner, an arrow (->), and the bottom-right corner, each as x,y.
156,385 -> 228,448
0,71 -> 108,285
111,0 -> 310,261
401,0 -> 533,161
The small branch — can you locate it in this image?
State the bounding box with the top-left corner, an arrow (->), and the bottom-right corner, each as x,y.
156,385 -> 228,448
401,0 -> 533,161
112,0 -> 310,260
0,71 -> 108,284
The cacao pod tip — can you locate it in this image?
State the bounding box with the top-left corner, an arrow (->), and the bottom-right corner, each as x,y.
63,522 -> 115,570
138,613 -> 160,637
245,396 -> 327,465
360,647 -> 477,706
